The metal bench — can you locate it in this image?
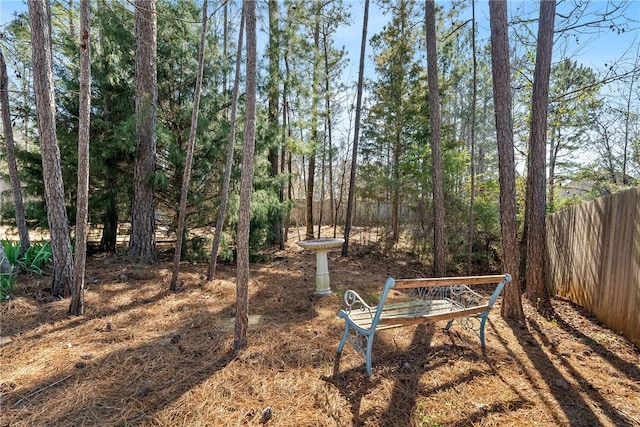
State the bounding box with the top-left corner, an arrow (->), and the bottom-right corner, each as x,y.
337,274 -> 512,375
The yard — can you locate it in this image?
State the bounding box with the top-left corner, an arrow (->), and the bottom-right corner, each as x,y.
1,234 -> 639,426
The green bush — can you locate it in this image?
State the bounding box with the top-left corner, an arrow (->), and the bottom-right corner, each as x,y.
217,232 -> 234,262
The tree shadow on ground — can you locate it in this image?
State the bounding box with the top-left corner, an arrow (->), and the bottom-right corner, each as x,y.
324,324 -> 436,426
2,256 -> 340,426
3,260 -> 166,337
542,299 -> 640,381
3,286 -> 169,339
4,297 -> 236,426
497,315 -> 635,427
324,323 -> 529,426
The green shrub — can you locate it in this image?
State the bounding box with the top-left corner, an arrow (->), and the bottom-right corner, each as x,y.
217,232 -> 235,262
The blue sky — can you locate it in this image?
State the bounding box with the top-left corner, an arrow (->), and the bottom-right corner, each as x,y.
336,1 -> 639,72
2,0 -> 638,79
0,1 -> 27,24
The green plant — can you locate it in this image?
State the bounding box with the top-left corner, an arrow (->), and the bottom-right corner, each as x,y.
217,232 -> 235,262
2,240 -> 21,265
0,272 -> 16,300
0,240 -> 53,300
18,240 -> 52,275
414,404 -> 442,427
2,240 -> 53,276
187,236 -> 208,262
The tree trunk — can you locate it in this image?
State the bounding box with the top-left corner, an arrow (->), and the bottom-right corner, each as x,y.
208,6 -> 244,281
100,191 -> 118,253
548,128 -> 559,211
281,2 -> 293,245
267,0 -> 284,249
317,123 -> 326,238
426,0 -> 446,277
466,0 -> 477,275
171,0 -> 208,291
621,45 -> 639,185
392,134 -> 400,243
28,0 -> 74,297
0,48 -> 30,255
69,0 -> 91,316
489,0 -> 524,321
282,50 -> 290,244
234,0 -> 257,352
306,153 -> 316,240
322,23 -> 335,231
306,15 -> 321,241
222,2 -> 229,103
129,0 -> 158,263
343,0 -> 369,257
525,0 -> 555,308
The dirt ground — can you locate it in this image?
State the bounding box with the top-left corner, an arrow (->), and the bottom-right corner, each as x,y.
1,232 -> 639,427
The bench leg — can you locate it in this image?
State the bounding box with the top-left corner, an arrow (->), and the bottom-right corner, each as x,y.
364,333 -> 375,376
478,314 -> 488,354
336,322 -> 375,376
445,315 -> 489,355
337,322 -> 350,354
445,319 -> 454,330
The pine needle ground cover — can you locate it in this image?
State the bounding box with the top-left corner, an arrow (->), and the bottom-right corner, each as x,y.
1,238 -> 639,426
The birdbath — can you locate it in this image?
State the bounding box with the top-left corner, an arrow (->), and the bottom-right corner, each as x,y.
297,238 -> 345,295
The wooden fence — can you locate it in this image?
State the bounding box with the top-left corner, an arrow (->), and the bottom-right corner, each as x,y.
546,187 -> 640,347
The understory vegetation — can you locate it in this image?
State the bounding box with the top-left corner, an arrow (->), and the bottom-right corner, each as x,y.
1,1 -> 638,270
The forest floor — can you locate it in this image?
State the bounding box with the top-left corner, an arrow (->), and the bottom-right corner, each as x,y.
1,229 -> 639,427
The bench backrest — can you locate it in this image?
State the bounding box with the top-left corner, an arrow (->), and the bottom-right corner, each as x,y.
390,274 -> 512,308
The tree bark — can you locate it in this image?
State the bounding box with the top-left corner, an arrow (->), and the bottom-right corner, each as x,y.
99,186 -> 118,253
425,0 -> 446,277
267,0 -> 284,249
489,0 -> 524,321
343,0 -> 369,257
171,0 -> 208,291
28,0 -> 74,297
234,0 -> 257,352
391,136 -> 400,242
525,0 -> 555,308
69,0 -> 91,316
466,0 -> 477,275
306,151 -> 316,240
306,14 -> 321,240
322,23 -> 335,233
208,6 -> 245,281
282,21 -> 292,245
0,48 -> 30,255
129,0 -> 158,263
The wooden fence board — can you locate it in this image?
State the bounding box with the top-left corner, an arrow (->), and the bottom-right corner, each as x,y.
546,188 -> 640,348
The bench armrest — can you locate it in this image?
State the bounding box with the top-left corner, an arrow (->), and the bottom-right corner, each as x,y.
341,289 -> 374,317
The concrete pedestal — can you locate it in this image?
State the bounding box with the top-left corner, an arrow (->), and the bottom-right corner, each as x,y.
297,238 -> 345,295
